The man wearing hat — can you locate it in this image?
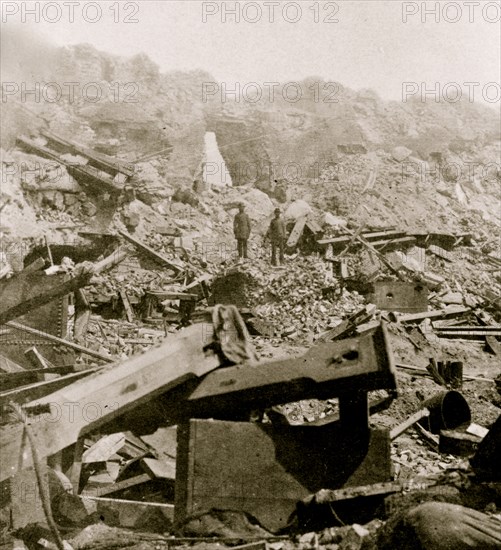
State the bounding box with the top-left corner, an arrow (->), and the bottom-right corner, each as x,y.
267,207 -> 286,266
233,203 -> 251,259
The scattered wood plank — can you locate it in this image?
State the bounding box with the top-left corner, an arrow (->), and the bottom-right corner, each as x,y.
45,236 -> 54,266
318,230 -> 406,246
426,357 -> 447,386
0,368 -> 102,408
372,236 -> 416,251
24,346 -> 54,370
41,130 -> 135,177
184,274 -> 211,290
5,321 -> 114,362
82,433 -> 126,464
74,289 -> 91,340
396,362 -> 494,383
119,289 -> 135,323
141,457 -> 176,480
435,327 -> 501,339
305,219 -> 322,234
17,136 -> 123,194
306,480 -> 402,503
81,473 -> 151,497
160,291 -> 198,302
93,247 -> 128,273
414,422 -> 439,449
227,542 -> 266,550
391,306 -> 470,324
428,244 -> 453,262
118,230 -> 184,274
286,216 -> 307,248
0,366 -> 80,391
361,169 -> 377,194
79,496 -> 174,527
316,305 -> 376,343
344,227 -> 407,280
390,409 -> 430,440
67,437 -> 85,494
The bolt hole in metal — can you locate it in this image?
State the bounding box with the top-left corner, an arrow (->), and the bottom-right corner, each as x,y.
330,349 -> 359,365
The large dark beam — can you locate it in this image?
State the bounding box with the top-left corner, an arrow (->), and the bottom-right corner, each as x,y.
185,323 -> 396,418
0,270 -> 92,325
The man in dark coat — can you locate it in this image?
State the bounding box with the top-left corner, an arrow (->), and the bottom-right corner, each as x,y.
233,203 -> 251,259
267,207 -> 286,266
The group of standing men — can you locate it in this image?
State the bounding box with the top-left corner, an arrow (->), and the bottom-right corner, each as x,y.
233,204 -> 286,266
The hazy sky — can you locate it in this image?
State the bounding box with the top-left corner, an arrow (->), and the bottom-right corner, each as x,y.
1,0 -> 500,102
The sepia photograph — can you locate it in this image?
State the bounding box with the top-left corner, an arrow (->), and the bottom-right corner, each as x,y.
0,1 -> 500,548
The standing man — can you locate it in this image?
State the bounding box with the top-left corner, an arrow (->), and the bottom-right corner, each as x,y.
267,207 -> 286,266
233,203 -> 251,259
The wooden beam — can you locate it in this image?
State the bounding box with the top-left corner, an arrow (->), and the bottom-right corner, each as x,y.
390,409 -> 430,440
435,327 -> 501,339
141,457 -> 175,480
318,230 -> 406,246
93,247 -> 128,274
414,422 -> 439,449
0,365 -> 80,388
391,307 -> 470,323
81,473 -> 151,497
41,130 -> 135,177
17,136 -> 123,194
118,230 -> 184,274
286,216 -> 307,248
306,481 -> 402,503
67,437 -> 85,494
24,346 -> 54,370
0,323 -> 220,482
372,236 -> 416,250
79,495 -> 174,527
160,292 -> 199,302
0,368 -> 102,408
396,363 -> 494,383
5,321 -> 114,362
119,289 -> 135,323
343,227 -> 407,280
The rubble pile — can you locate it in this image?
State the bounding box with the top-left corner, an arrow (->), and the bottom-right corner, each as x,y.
1,43 -> 500,550
82,316 -> 165,359
234,256 -> 365,339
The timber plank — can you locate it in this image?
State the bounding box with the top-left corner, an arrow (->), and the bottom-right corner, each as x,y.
41,131 -> 135,177
286,217 -> 307,248
6,321 -> 114,362
81,473 -> 151,497
118,230 -> 184,274
0,368 -> 102,408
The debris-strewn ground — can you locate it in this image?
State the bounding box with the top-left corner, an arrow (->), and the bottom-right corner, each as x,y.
1,42 -> 500,550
